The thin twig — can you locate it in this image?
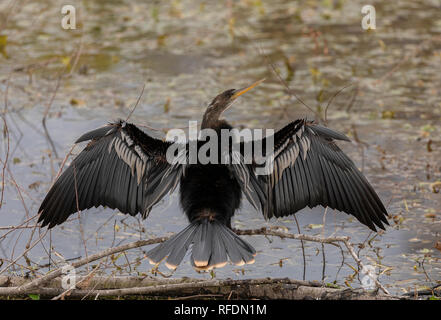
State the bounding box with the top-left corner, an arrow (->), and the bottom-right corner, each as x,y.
293,215 -> 306,281
125,82 -> 146,122
16,236 -> 168,291
0,72 -> 12,209
41,72 -> 63,159
324,83 -> 354,124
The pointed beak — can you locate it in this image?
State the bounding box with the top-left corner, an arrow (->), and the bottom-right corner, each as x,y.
231,78 -> 265,100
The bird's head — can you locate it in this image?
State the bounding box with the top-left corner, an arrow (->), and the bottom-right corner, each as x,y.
202,79 -> 265,129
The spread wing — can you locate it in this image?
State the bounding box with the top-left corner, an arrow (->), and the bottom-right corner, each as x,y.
236,119 -> 389,232
38,120 -> 186,228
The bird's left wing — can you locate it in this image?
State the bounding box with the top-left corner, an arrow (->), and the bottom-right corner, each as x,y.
235,119 -> 389,232
38,120 -> 186,228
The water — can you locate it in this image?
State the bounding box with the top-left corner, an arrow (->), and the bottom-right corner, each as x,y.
0,0 -> 440,295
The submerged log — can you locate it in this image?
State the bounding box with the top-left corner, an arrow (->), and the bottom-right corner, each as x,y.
0,276 -> 406,300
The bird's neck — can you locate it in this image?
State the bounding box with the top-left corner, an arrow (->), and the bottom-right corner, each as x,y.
201,117 -> 232,131
201,111 -> 220,129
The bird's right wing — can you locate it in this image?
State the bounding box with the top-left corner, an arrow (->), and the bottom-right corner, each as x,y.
38,120 -> 186,228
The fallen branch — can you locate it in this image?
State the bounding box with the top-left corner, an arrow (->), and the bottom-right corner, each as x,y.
235,227 -> 390,294
0,276 -> 404,300
14,236 -> 168,293
2,227 -> 391,298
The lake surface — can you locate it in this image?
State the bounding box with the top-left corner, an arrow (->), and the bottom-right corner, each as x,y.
0,0 -> 440,295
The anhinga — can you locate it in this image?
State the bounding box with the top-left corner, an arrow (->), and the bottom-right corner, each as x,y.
38,79 -> 389,271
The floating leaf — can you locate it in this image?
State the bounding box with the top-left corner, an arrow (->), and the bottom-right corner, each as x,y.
306,223 -> 323,229
322,0 -> 333,8
381,111 -> 395,119
228,17 -> 235,39
326,282 -> 340,289
309,67 -> 321,83
378,39 -> 386,51
316,89 -> 325,102
431,181 -> 441,193
427,139 -> 432,152
70,98 -> 86,107
284,55 -> 295,83
164,97 -> 171,113
29,181 -> 41,190
420,124 -> 435,133
169,0 -> 182,18
424,212 -> 436,219
0,34 -> 8,58
60,56 -> 71,68
151,6 -> 159,23
253,0 -> 265,15
403,199 -> 409,212
157,34 -> 168,47
0,35 -> 7,47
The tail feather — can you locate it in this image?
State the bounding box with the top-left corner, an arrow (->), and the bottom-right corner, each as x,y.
218,226 -> 254,265
191,221 -> 212,267
145,219 -> 255,271
165,224 -> 199,269
146,223 -> 197,264
225,227 -> 257,256
209,228 -> 228,269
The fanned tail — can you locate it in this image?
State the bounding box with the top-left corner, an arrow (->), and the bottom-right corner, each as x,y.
146,219 -> 256,271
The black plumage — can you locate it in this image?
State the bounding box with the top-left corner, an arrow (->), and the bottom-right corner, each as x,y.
38,79 -> 389,271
